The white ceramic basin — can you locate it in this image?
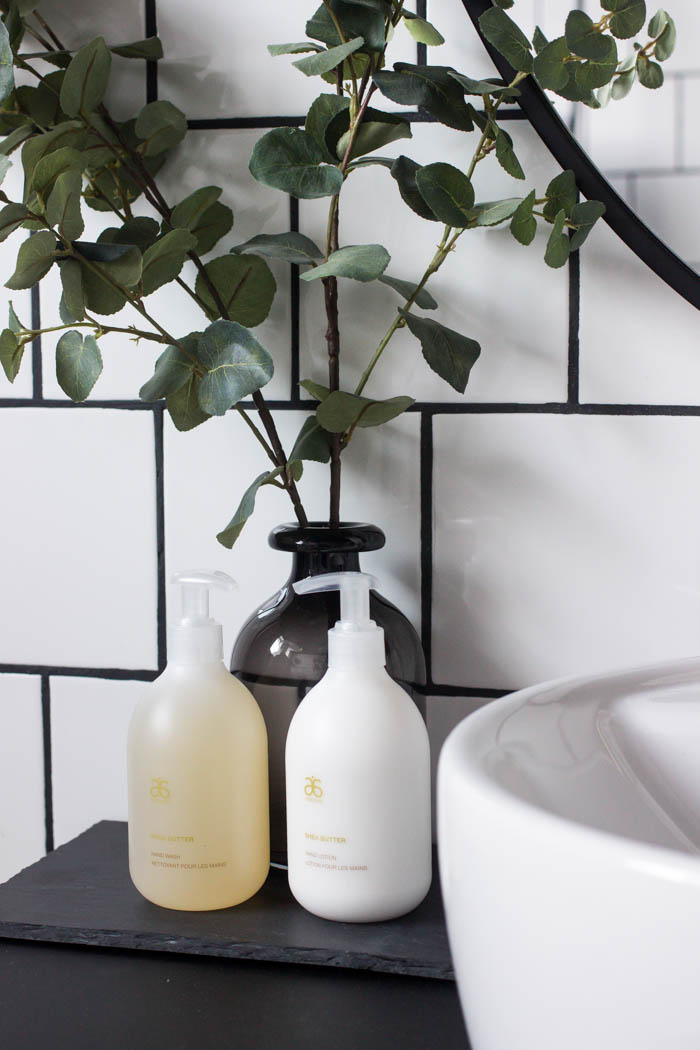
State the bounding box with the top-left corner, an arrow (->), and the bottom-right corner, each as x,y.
437,657 -> 700,1050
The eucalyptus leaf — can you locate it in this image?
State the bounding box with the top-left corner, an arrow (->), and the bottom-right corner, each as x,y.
637,54 -> 663,88
568,199 -> 606,250
74,240 -> 142,286
30,146 -> 84,196
402,12 -> 445,46
134,100 -> 187,156
495,127 -> 525,180
0,203 -> 28,242
611,66 -> 636,99
59,37 -> 111,117
110,37 -> 164,60
59,258 -> 85,320
216,472 -> 271,549
55,330 -> 103,401
194,254 -> 276,326
306,1 -> 386,52
372,64 -> 474,131
648,9 -> 668,36
293,36 -> 364,77
478,7 -> 533,73
544,209 -> 570,268
0,126 -> 33,158
305,93 -> 350,161
533,26 -> 549,54
300,378 -> 331,400
139,339 -> 198,401
0,20 -> 14,104
400,310 -> 480,394
300,243 -> 390,283
415,162 -> 475,227
470,197 -> 522,226
5,230 -> 56,289
566,10 -> 613,60
105,217 -> 160,252
197,319 -> 274,415
267,41 -> 324,56
289,416 -> 331,463
509,189 -> 537,245
8,303 -> 21,334
602,0 -> 647,39
575,37 -> 618,90
232,231 -> 323,265
316,390 -> 414,433
170,186 -> 221,230
141,228 -> 197,296
0,327 -> 24,382
543,170 -> 577,221
249,127 -> 343,199
447,71 -> 520,98
390,155 -> 439,221
335,114 -> 412,161
533,36 -> 571,91
378,273 -> 438,310
46,169 -> 84,242
167,374 -> 210,432
654,14 -> 676,61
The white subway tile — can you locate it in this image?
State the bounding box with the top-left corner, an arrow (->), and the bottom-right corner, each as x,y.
0,409 -> 157,668
299,119 -> 568,405
634,171 -> 700,270
0,676 -> 44,883
682,77 -> 700,170
576,82 -> 675,174
579,221 -> 700,404
164,408 -> 421,653
51,676 -> 144,847
0,161 -> 34,400
432,412 -> 700,689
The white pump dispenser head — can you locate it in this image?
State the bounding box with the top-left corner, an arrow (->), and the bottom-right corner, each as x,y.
169,570 -> 236,664
293,572 -> 385,669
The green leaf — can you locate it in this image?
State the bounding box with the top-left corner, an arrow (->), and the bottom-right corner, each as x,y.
0,203 -> 29,242
533,36 -> 571,91
55,330 -> 103,401
306,1 -> 386,52
134,100 -> 187,157
0,20 -> 15,104
305,93 -> 351,161
533,26 -> 549,54
543,170 -> 577,221
194,254 -> 277,326
30,146 -> 84,196
402,12 -> 445,46
611,65 -> 636,99
509,189 -> 537,245
470,197 -> 522,226
492,0 -> 514,8
5,230 -> 56,289
293,36 -> 364,77
104,216 -> 160,252
400,310 -> 480,394
46,169 -> 84,241
565,11 -> 613,60
576,37 -> 618,90
495,127 -> 525,180
140,228 -> 197,296
249,127 -> 343,199
602,0 -> 647,39
390,155 -> 439,221
216,472 -> 272,549
197,320 -> 274,416
300,243 -> 390,283
231,231 -> 323,265
478,7 -> 533,73
164,186 -> 232,255
636,53 -> 663,88
0,126 -> 33,158
166,373 -> 210,432
654,13 -> 676,61
8,303 -> 21,334
316,390 -> 414,433
289,416 -> 331,463
170,186 -> 221,230
59,258 -> 85,320
544,209 -> 570,268
648,9 -> 668,35
0,327 -> 24,381
378,273 -> 438,310
59,37 -> 111,117
447,71 -> 520,98
415,162 -> 475,227
373,64 -> 474,131
268,41 -> 324,56
74,240 -> 142,286
300,378 -> 331,400
139,339 -> 198,401
110,37 -> 164,60
568,199 -> 606,251
335,113 -> 412,161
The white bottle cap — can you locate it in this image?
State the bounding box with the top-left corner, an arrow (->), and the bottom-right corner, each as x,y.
293,572 -> 385,669
168,570 -> 236,664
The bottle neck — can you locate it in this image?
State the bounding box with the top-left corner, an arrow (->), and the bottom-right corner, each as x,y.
288,550 -> 361,583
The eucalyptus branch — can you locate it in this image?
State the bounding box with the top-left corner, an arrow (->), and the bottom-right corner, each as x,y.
25,319 -> 167,344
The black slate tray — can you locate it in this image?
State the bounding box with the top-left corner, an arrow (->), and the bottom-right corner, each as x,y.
0,821 -> 454,980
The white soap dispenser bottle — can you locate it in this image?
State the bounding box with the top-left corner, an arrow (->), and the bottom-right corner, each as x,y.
285,571 -> 431,922
128,570 -> 269,911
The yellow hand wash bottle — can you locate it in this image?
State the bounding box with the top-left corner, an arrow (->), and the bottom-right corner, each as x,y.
127,570 -> 269,910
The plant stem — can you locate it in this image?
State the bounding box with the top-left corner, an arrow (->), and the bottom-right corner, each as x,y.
27,320 -> 166,343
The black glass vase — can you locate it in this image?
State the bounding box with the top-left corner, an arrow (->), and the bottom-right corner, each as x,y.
230,522 -> 427,861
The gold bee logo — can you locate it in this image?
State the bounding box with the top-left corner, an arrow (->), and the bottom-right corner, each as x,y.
150,777 -> 170,800
304,776 -> 323,799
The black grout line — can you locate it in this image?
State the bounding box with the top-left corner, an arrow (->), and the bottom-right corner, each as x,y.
427,684 -> 510,699
420,412 -> 433,685
145,0 -> 158,104
153,406 -> 167,672
289,196 -> 301,404
186,109 -> 526,131
0,665 -> 160,680
568,245 -> 580,405
30,285 -> 42,402
40,676 -> 54,854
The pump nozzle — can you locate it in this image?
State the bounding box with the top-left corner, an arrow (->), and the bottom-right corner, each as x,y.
169,570 -> 236,664
293,572 -> 385,668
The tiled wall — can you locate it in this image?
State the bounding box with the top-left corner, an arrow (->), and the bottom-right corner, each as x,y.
1,0 -> 698,881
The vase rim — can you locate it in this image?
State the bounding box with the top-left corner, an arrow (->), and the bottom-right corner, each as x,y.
269,522 -> 386,554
